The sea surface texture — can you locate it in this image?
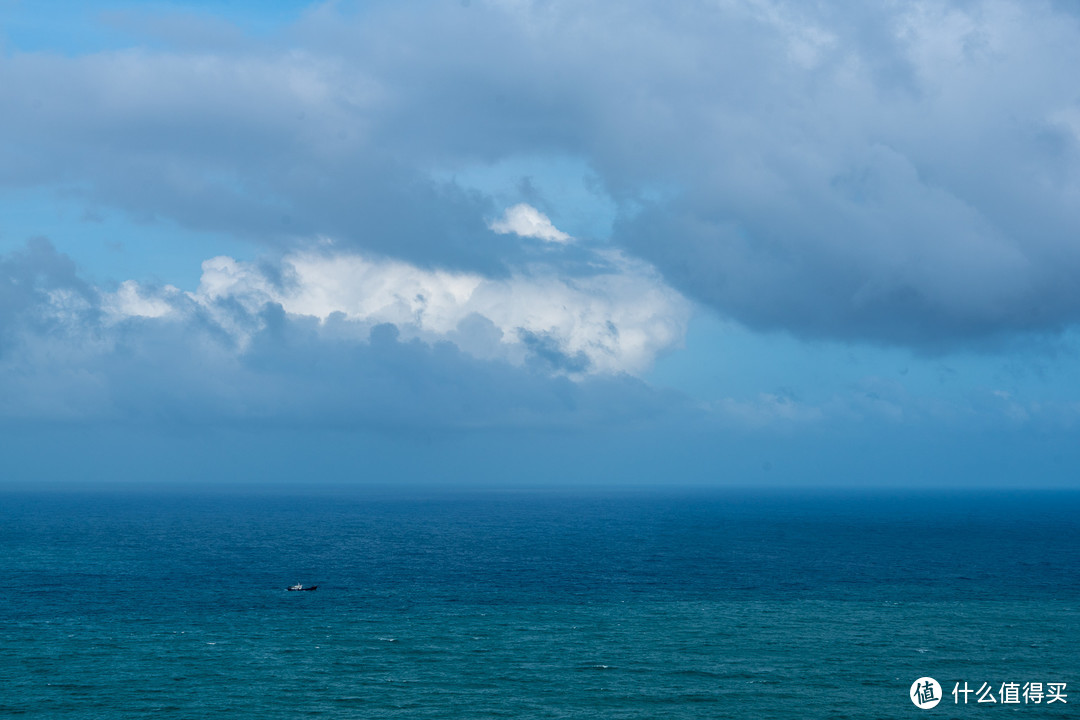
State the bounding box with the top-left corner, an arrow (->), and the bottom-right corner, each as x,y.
1,489 -> 1077,718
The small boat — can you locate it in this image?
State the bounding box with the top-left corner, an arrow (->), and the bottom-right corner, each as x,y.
287,583 -> 318,591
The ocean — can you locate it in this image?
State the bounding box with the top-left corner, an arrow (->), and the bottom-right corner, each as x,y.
1,488 -> 1077,718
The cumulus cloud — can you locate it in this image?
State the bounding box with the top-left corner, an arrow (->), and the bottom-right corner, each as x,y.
489,203 -> 572,244
0,240 -> 688,427
116,245 -> 689,376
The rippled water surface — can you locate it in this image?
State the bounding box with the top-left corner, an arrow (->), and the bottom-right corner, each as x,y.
1,489 -> 1077,718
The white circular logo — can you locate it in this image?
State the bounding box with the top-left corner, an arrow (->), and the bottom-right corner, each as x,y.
911,677 -> 942,709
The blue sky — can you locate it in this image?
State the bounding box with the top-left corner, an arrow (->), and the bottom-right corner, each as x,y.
3,0 -> 1080,487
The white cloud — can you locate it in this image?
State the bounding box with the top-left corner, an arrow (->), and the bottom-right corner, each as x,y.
0,239 -> 685,428
106,248 -> 690,377
489,203 -> 573,244
103,280 -> 177,319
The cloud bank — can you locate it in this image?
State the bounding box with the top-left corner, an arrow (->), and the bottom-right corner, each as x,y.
4,1 -> 1080,349
3,239 -> 1079,440
0,239 -> 688,428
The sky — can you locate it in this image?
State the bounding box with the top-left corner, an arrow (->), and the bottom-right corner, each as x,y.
3,0 -> 1080,488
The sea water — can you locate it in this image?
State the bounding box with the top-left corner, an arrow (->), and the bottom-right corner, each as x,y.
1,488 -> 1077,718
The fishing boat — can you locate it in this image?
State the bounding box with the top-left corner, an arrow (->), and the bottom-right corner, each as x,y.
287,583 -> 318,591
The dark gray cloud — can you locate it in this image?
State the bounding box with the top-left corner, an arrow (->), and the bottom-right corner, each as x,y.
304,0 -> 1080,347
3,1 -> 1080,347
0,45 -> 518,273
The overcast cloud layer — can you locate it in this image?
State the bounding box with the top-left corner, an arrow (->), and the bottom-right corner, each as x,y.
3,0 -> 1080,348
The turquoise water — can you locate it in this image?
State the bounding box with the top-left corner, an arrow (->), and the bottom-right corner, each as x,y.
1,489 -> 1077,718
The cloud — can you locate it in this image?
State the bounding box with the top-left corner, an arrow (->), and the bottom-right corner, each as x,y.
103,280 -> 176,319
6,241 -> 1080,438
0,46 -> 515,274
287,0 -> 1080,347
159,245 -> 689,376
0,240 -> 688,428
0,237 -> 99,354
489,203 -> 572,244
4,0 -> 1080,350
